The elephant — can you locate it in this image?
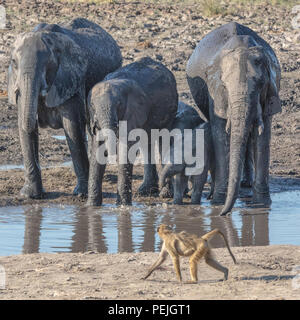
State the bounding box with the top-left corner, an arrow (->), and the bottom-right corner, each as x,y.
186,22 -> 281,215
159,101 -> 214,204
86,57 -> 178,206
7,18 -> 122,199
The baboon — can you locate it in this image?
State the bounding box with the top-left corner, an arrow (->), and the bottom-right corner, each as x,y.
142,224 -> 236,283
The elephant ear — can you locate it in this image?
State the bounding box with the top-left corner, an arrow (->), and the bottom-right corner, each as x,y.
265,72 -> 281,116
7,34 -> 25,105
122,81 -> 150,133
7,64 -> 17,105
42,33 -> 88,108
206,65 -> 228,119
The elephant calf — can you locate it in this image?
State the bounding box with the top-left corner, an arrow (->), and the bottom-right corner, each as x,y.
87,57 -> 178,206
159,102 -> 214,205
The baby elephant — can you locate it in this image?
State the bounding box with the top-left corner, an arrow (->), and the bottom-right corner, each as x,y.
87,57 -> 178,206
159,102 -> 214,205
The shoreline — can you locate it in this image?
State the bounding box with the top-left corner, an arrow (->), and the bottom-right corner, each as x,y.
0,245 -> 300,300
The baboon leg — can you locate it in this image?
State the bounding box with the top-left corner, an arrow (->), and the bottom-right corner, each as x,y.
142,249 -> 168,280
187,248 -> 207,283
205,250 -> 228,280
171,255 -> 182,282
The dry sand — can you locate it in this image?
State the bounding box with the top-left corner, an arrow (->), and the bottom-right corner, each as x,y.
0,245 -> 300,300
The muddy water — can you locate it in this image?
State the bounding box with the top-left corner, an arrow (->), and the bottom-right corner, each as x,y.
0,190 -> 299,256
0,162 -> 72,171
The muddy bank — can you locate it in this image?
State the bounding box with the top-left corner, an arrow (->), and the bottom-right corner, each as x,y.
0,164 -> 300,207
0,0 -> 299,181
0,245 -> 299,299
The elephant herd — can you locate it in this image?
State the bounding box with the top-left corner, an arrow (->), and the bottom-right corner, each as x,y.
7,18 -> 281,215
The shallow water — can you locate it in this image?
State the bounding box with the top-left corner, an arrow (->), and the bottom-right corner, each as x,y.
0,190 -> 299,256
0,161 -> 72,171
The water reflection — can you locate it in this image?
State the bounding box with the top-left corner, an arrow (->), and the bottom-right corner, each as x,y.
23,206 -> 42,254
0,190 -> 299,256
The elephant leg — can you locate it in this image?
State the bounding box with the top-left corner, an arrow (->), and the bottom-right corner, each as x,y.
87,130 -> 92,161
210,115 -> 229,204
241,135 -> 254,188
60,97 -> 89,197
117,163 -> 133,205
137,141 -> 159,196
252,117 -> 272,206
173,172 -> 188,205
159,177 -> 174,198
86,136 -> 106,206
191,168 -> 208,204
19,118 -> 44,199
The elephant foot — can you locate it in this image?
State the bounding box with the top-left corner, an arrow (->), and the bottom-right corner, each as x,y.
159,186 -> 173,198
20,182 -> 44,199
173,198 -> 183,205
191,194 -> 201,204
240,179 -> 252,188
86,197 -> 102,207
211,192 -> 226,205
73,181 -> 88,197
137,182 -> 159,196
116,195 -> 132,206
252,191 -> 272,207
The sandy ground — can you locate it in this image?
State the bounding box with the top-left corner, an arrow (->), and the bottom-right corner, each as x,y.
0,0 -> 300,300
0,245 -> 300,300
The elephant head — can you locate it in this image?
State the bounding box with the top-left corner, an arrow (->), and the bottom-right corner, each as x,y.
88,79 -> 150,137
206,44 -> 281,214
8,30 -> 88,132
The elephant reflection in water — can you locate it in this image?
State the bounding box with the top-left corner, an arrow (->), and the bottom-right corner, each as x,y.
71,208 -> 107,253
23,207 -> 43,254
155,206 -> 269,248
72,208 -> 134,253
22,205 -> 269,253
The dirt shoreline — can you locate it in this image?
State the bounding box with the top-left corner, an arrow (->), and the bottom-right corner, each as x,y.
1,164 -> 300,207
0,245 -> 300,300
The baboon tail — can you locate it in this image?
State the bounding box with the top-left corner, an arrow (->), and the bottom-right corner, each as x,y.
201,229 -> 237,264
201,229 -> 220,241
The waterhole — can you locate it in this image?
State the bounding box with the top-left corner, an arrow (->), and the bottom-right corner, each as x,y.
0,190 -> 299,256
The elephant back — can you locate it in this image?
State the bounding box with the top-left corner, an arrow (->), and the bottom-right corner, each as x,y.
34,18 -> 122,94
187,22 -> 279,79
105,57 -> 178,130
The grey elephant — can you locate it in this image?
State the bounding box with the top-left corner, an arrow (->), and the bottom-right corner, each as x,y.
159,101 -> 214,204
186,22 -> 281,215
7,18 -> 122,199
87,57 -> 178,206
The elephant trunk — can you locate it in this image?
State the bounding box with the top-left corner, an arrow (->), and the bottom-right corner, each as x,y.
220,95 -> 254,216
159,163 -> 185,189
20,73 -> 40,133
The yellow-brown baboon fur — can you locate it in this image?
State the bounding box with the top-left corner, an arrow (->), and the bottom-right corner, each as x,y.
142,224 -> 237,283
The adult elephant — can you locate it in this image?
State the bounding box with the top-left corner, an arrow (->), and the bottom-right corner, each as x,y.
87,57 -> 178,206
186,22 -> 281,215
7,18 -> 122,199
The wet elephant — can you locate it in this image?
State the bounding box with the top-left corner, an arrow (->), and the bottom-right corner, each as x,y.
86,57 -> 178,206
8,18 -> 122,199
186,22 -> 281,215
